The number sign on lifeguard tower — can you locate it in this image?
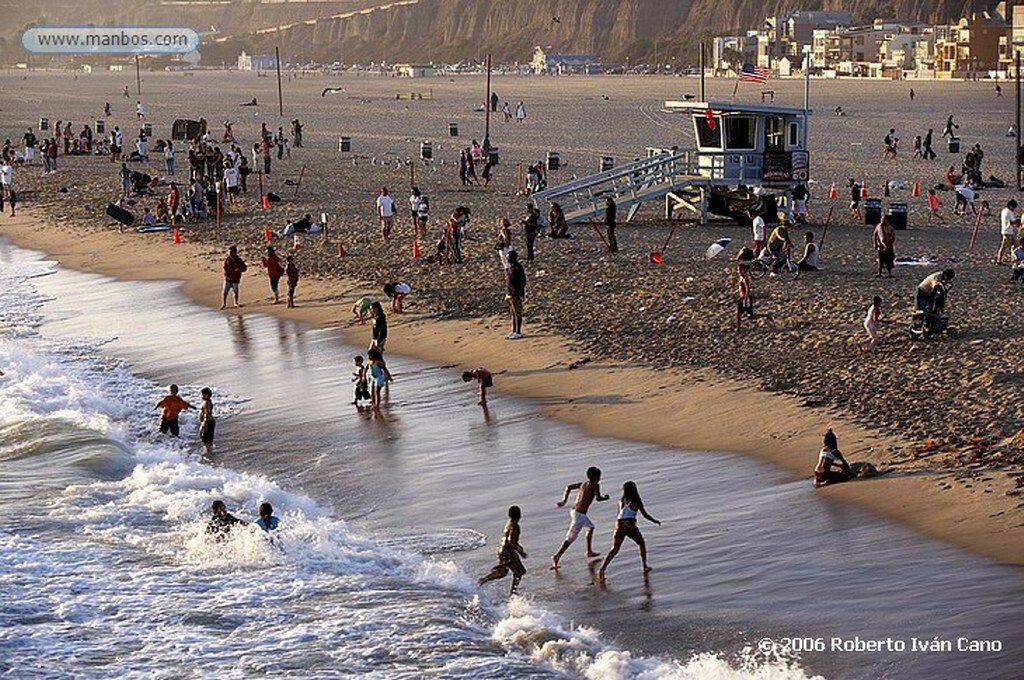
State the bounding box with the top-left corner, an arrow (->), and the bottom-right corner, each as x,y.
662,100 -> 810,187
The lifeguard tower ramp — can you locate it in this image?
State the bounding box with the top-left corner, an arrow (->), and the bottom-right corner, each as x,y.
530,151 -> 703,225
532,100 -> 811,225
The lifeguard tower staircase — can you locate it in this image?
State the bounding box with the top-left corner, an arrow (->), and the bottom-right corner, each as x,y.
531,101 -> 811,224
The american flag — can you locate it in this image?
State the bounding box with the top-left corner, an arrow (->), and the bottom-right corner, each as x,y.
739,63 -> 771,83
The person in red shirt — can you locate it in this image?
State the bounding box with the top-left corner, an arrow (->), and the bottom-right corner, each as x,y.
167,183 -> 181,224
221,245 -> 248,309
260,245 -> 284,304
156,384 -> 192,436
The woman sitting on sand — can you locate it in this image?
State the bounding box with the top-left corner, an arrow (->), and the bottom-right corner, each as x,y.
813,429 -> 852,487
547,203 -> 568,238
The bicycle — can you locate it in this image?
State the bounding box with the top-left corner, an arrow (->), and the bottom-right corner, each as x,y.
749,247 -> 800,280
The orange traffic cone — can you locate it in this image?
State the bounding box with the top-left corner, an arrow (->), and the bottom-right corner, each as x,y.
172,227 -> 182,244
263,226 -> 273,243
829,181 -> 838,199
883,182 -> 891,197
860,183 -> 869,199
262,194 -> 271,210
912,181 -> 921,198
412,240 -> 421,258
337,242 -> 346,257
293,234 -> 302,249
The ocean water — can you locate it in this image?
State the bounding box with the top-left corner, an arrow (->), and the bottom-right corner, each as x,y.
0,239 -> 1021,680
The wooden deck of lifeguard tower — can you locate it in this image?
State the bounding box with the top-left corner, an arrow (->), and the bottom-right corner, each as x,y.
531,100 -> 811,225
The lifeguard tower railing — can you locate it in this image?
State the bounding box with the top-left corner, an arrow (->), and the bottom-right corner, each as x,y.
531,151 -> 786,224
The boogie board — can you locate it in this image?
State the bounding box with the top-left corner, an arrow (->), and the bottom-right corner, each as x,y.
106,203 -> 135,226
136,224 -> 173,233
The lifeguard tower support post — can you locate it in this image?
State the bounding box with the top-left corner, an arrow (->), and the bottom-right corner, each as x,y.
530,100 -> 811,225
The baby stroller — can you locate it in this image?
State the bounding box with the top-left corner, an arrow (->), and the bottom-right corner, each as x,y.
910,282 -> 951,340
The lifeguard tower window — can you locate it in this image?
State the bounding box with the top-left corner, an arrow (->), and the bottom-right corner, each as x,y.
725,117 -> 757,150
788,122 -> 799,147
765,117 -> 785,151
697,117 -> 721,148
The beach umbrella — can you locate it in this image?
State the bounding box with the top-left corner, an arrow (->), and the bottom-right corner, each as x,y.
704,237 -> 732,260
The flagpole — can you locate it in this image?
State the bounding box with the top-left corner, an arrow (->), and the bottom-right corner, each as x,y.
803,50 -> 810,151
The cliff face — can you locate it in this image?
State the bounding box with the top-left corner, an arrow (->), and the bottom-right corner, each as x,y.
0,0 -> 999,66
244,0 -> 996,65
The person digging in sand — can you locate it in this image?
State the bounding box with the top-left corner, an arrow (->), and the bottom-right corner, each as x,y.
551,466 -> 608,569
813,428 -> 852,487
596,481 -> 661,582
462,367 -> 493,406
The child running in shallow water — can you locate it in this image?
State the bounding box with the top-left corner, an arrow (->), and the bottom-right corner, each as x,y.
596,481 -> 661,582
478,505 -> 528,595
551,466 -> 609,569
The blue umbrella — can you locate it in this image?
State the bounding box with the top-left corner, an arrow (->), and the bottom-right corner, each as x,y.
704,237 -> 732,260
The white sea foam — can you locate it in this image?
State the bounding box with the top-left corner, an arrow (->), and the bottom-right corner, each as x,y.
494,598 -> 822,680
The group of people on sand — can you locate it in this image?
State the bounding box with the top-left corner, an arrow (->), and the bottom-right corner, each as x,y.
215,244 -> 302,310
478,466 -> 661,595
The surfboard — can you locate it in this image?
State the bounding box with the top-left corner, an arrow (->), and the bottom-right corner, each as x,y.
106,203 -> 135,226
136,224 -> 173,233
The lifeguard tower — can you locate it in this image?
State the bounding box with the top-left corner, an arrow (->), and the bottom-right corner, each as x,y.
531,100 -> 811,224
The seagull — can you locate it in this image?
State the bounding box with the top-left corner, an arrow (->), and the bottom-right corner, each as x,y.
321,87 -> 346,97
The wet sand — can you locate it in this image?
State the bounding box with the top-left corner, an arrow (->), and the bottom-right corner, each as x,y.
0,70 -> 1021,564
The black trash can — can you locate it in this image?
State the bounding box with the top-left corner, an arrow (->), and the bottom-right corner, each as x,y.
338,136 -> 351,153
448,122 -> 458,137
40,117 -> 49,131
96,120 -> 105,135
888,202 -> 909,229
948,137 -> 960,154
143,122 -> 153,137
600,156 -> 614,171
488,148 -> 499,166
420,141 -> 433,160
864,198 -> 883,225
546,151 -> 560,171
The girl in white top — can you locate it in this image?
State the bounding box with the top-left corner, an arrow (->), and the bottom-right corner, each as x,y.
863,295 -> 881,351
596,481 -> 661,582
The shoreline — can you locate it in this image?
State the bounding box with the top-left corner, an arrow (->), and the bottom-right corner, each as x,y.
3,209 -> 1021,565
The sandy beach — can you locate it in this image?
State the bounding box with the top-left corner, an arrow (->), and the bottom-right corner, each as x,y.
0,69 -> 1022,565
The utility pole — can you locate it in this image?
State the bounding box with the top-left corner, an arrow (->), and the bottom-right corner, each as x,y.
484,53 -> 492,144
276,46 -> 284,118
1016,50 -> 1021,190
